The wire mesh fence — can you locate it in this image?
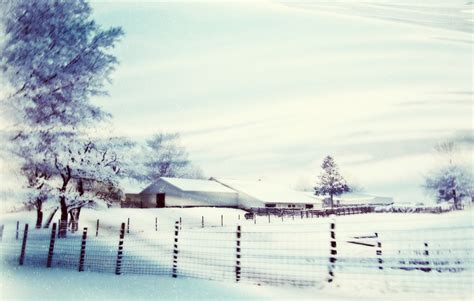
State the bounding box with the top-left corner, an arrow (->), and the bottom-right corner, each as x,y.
0,217 -> 472,297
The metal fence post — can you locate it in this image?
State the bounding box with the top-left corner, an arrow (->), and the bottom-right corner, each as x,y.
16,221 -> 19,240
96,219 -> 100,237
47,223 -> 57,267
78,227 -> 88,272
115,223 -> 125,275
236,225 -> 242,282
0,224 -> 4,242
155,217 -> 158,232
201,216 -> 204,228
19,224 -> 29,265
127,218 -> 130,234
328,218 -> 337,283
172,221 -> 180,278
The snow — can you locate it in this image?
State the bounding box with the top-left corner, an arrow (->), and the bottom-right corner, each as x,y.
212,178 -> 321,204
160,177 -> 237,194
1,208 -> 472,300
2,266 -> 458,301
335,193 -> 393,205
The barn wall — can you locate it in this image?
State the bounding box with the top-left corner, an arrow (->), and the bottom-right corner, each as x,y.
123,194 -> 143,208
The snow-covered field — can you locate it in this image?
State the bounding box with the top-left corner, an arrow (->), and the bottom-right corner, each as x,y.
1,208 -> 472,300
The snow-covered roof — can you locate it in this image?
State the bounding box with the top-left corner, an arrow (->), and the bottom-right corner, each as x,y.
211,178 -> 321,204
333,193 -> 393,205
160,177 -> 236,194
121,179 -> 147,194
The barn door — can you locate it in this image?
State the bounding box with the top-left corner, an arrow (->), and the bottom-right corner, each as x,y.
156,193 -> 165,208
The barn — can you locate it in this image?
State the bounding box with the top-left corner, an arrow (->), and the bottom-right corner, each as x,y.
210,178 -> 323,209
122,177 -> 238,208
122,177 -> 323,209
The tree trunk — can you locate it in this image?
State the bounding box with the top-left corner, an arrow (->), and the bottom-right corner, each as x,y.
43,207 -> 58,228
59,196 -> 68,238
35,198 -> 43,229
452,189 -> 459,210
36,209 -> 43,229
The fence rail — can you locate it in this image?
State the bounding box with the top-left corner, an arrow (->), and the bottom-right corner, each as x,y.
0,218 -> 472,297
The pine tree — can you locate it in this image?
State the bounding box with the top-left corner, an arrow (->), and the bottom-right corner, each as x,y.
314,156 -> 350,208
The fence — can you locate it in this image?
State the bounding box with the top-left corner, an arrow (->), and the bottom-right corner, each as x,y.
248,206 -> 375,219
0,217 -> 472,297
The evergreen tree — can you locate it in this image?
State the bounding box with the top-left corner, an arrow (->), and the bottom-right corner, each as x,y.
314,156 -> 350,208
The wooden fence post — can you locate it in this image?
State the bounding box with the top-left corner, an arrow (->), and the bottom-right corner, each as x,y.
422,242 -> 431,272
115,223 -> 125,275
375,232 -> 383,270
46,223 -> 57,268
328,219 -> 337,283
172,221 -> 180,278
16,221 -> 19,240
236,225 -> 242,282
19,224 -> 29,265
78,227 -> 88,272
96,219 -> 100,237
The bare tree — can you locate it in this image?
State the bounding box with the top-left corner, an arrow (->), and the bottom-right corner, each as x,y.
1,0 -> 123,236
423,141 -> 473,209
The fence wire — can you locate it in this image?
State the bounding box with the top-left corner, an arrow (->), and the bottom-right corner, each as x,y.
0,219 -> 472,298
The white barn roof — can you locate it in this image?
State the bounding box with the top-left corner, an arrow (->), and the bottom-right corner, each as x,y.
211,178 -> 321,204
160,177 -> 236,194
333,193 -> 393,205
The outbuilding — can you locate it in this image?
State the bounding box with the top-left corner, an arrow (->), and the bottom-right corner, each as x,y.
123,177 -> 238,208
210,178 -> 323,209
330,193 -> 393,207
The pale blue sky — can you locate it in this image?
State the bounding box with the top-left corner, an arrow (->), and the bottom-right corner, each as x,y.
88,0 -> 473,202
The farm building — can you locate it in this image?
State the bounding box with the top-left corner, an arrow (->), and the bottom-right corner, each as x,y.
210,178 -> 323,209
329,193 -> 394,207
122,177 -> 238,208
123,177 -> 323,209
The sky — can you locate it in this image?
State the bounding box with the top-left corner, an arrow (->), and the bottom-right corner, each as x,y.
85,0 -> 473,203
1,1 -> 472,205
